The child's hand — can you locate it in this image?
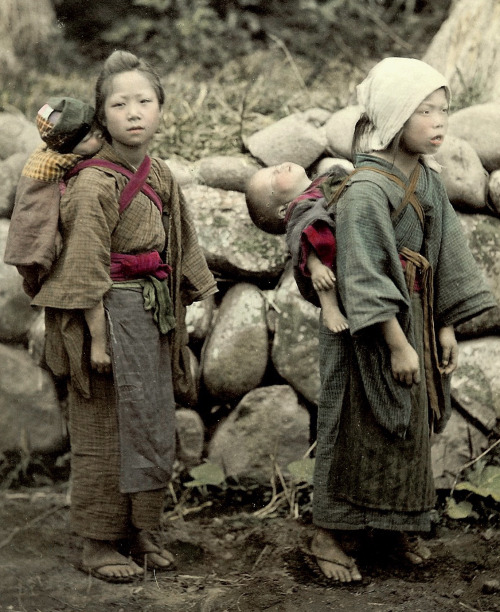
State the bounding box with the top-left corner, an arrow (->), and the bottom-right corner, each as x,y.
390,342 -> 420,386
438,325 -> 458,375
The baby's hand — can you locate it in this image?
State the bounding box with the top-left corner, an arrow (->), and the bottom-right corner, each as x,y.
54,232 -> 63,259
309,262 -> 336,292
90,338 -> 112,375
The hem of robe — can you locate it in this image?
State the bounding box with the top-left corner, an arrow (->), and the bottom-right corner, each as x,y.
313,500 -> 431,532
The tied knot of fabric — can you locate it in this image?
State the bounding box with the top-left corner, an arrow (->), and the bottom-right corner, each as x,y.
399,246 -> 444,424
110,251 -> 172,282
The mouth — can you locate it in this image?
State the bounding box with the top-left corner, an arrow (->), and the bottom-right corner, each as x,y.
127,126 -> 144,133
430,135 -> 443,145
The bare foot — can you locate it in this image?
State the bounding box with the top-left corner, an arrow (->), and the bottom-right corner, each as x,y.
394,533 -> 431,565
81,539 -> 144,582
310,529 -> 362,583
130,530 -> 175,570
322,305 -> 349,334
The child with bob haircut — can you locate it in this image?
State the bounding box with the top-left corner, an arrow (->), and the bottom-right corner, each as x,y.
294,57 -> 496,583
31,50 -> 217,583
4,97 -> 103,297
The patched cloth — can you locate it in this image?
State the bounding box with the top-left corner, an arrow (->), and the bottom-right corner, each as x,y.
21,145 -> 81,182
37,96 -> 94,154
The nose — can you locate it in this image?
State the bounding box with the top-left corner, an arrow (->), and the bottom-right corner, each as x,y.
127,103 -> 141,120
434,111 -> 447,128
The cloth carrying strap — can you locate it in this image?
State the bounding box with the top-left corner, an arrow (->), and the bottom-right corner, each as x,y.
326,164 -> 424,227
65,156 -> 163,213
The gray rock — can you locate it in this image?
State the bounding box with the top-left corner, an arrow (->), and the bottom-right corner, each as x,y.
301,108 -> 332,126
202,283 -> 268,402
431,410 -> 488,490
175,408 -> 205,468
27,308 -> 46,366
435,136 -> 488,212
0,112 -> 41,161
0,152 -> 29,219
193,155 -> 260,193
208,385 -> 310,483
0,343 -> 65,454
271,264 -> 320,404
456,213 -> 500,336
186,295 -> 215,343
488,169 -> 500,216
246,112 -> 327,168
324,105 -> 362,161
448,103 -> 500,172
0,220 -> 39,343
451,336 -> 500,430
314,156 -> 354,177
165,157 -> 200,187
183,184 -> 288,281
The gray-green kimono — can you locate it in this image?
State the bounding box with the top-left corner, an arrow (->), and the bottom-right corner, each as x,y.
313,154 -> 496,532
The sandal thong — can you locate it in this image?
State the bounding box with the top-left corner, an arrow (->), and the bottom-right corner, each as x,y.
300,536 -> 362,582
130,531 -> 176,571
78,551 -> 142,584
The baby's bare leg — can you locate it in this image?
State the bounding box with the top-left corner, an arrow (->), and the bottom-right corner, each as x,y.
317,286 -> 349,333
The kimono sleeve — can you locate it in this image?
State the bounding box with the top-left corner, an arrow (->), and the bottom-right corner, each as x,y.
32,169 -> 116,309
335,180 -> 410,335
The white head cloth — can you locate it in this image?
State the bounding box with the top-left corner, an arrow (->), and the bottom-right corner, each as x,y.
356,57 -> 450,153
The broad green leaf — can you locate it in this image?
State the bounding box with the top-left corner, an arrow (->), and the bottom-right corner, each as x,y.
455,465 -> 500,501
445,497 -> 475,519
287,458 -> 315,485
185,462 -> 226,488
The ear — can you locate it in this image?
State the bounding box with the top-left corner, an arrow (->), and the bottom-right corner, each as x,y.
277,203 -> 289,219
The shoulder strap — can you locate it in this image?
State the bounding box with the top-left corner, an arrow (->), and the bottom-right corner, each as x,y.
65,157 -> 163,214
326,164 -> 424,227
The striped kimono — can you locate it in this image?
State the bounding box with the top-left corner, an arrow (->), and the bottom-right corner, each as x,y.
313,154 -> 495,532
32,142 -> 217,539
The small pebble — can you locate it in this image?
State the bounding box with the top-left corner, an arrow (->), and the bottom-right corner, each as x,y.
482,579 -> 500,594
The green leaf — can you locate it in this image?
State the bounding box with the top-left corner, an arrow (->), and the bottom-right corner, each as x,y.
287,458 -> 315,485
445,497 -> 475,520
184,462 -> 226,488
455,465 -> 500,501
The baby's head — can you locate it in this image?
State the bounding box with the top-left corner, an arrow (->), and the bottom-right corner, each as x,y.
245,162 -> 311,234
36,97 -> 103,156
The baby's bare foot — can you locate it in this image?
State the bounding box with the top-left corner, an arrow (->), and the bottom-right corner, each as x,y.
322,307 -> 349,334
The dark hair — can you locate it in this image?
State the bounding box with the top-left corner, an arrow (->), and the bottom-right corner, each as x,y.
95,50 -> 165,139
352,112 -> 404,162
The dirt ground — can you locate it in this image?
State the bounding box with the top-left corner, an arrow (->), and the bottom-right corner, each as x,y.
0,484 -> 499,612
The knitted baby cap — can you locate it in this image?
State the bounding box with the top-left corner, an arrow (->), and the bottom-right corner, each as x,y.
36,97 -> 95,154
356,57 -> 450,152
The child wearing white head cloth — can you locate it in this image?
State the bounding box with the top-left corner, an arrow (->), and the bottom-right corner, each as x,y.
306,57 -> 496,583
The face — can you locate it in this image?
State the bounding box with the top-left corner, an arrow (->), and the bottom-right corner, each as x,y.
102,70 -> 161,154
72,130 -> 103,156
257,162 -> 310,215
401,88 -> 449,157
